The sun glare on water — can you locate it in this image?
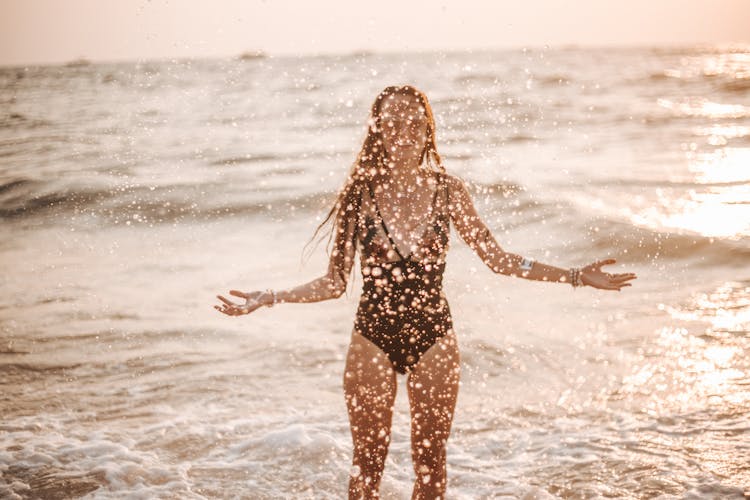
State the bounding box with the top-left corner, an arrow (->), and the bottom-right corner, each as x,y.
623,51 -> 750,240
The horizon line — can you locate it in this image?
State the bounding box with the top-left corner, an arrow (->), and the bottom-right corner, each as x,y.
2,40 -> 749,69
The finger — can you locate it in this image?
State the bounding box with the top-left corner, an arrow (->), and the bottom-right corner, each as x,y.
611,278 -> 636,286
611,275 -> 635,282
230,290 -> 248,298
595,258 -> 617,268
217,295 -> 235,306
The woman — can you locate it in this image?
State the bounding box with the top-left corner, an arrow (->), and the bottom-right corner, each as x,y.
215,85 -> 636,499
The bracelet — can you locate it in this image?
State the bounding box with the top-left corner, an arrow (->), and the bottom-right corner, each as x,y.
266,289 -> 277,307
569,267 -> 583,288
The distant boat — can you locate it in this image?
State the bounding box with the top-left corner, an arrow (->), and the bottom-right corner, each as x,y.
237,51 -> 267,61
65,58 -> 91,67
350,49 -> 374,58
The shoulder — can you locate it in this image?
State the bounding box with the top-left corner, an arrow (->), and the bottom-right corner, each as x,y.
443,172 -> 465,189
442,173 -> 471,201
342,177 -> 366,201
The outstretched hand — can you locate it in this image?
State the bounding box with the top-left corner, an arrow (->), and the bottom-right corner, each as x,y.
581,259 -> 637,291
214,290 -> 265,316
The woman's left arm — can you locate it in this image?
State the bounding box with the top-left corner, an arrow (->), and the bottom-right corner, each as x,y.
446,175 -> 636,291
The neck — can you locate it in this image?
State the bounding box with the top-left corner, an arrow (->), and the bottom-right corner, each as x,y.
386,165 -> 424,193
384,151 -> 424,186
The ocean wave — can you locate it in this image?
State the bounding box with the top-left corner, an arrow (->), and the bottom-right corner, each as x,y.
537,74 -> 573,86
0,112 -> 53,130
0,362 -> 84,379
0,178 -> 33,194
646,71 -> 671,82
0,175 -> 526,227
720,77 -> 750,94
0,180 -> 113,219
636,69 -> 750,96
0,135 -> 72,149
0,180 -> 332,225
5,175 -> 746,269
208,154 -> 281,166
206,149 -> 354,167
504,133 -> 537,143
452,73 -> 501,86
588,218 -> 750,265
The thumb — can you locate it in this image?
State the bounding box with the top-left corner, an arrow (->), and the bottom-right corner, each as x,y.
593,258 -> 616,269
229,290 -> 248,298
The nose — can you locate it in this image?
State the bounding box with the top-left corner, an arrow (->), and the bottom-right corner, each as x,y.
396,118 -> 417,135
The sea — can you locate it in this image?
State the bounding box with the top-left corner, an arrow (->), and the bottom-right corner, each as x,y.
1,46 -> 749,499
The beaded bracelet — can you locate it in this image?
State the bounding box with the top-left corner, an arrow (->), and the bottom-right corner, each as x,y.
266,289 -> 277,307
569,267 -> 583,288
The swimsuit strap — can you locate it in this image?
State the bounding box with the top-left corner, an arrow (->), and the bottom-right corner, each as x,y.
426,174 -> 443,230
367,182 -> 407,260
444,172 -> 450,205
443,172 -> 451,224
367,175 -> 442,261
434,172 -> 450,232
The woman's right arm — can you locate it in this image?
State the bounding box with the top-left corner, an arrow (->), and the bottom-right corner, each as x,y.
258,232 -> 356,306
215,198 -> 358,316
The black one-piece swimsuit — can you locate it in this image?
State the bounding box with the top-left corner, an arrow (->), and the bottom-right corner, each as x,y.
354,174 -> 453,374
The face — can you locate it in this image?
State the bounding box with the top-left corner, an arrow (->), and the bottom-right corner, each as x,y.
378,93 -> 429,160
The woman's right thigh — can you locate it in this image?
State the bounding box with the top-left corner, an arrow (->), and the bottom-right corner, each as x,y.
343,329 -> 397,475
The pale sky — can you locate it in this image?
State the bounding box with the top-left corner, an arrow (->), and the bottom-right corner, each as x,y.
1,0 -> 749,66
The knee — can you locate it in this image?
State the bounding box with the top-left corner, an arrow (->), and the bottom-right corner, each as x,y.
412,438 -> 447,474
350,441 -> 389,493
353,429 -> 390,459
351,424 -> 391,468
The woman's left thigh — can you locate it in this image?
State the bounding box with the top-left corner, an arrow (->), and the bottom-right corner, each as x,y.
407,332 -> 460,447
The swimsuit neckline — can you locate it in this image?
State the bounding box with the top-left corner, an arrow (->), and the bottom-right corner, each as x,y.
366,175 -> 442,261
